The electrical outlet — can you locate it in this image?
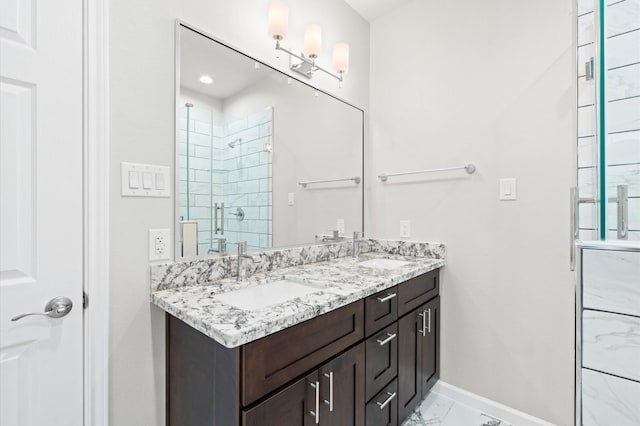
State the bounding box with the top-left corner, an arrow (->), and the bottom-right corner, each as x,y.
399,220 -> 411,238
149,229 -> 171,261
337,219 -> 345,235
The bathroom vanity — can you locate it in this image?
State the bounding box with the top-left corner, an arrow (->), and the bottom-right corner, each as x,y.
151,240 -> 444,425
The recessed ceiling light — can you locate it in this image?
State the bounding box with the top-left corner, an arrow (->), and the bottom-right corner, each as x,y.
199,75 -> 214,84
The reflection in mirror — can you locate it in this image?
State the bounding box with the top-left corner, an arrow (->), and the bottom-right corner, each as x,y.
176,24 -> 364,258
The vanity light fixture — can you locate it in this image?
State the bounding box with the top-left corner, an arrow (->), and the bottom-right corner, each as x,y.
268,1 -> 349,86
199,75 -> 214,84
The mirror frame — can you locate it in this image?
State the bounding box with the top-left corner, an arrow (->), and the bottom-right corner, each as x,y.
174,20 -> 365,260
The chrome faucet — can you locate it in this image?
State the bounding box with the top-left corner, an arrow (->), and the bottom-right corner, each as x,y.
353,231 -> 365,259
236,241 -> 255,282
320,230 -> 343,242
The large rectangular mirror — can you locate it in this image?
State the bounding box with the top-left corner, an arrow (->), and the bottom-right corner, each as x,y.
175,23 -> 364,258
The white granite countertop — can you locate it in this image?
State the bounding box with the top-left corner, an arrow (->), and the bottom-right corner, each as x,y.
151,251 -> 444,348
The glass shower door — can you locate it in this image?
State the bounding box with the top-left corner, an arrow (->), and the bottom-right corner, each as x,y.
575,0 -> 639,245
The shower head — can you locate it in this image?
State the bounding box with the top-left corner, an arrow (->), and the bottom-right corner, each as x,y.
228,138 -> 242,148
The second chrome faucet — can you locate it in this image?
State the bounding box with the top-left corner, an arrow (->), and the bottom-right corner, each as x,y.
236,241 -> 258,282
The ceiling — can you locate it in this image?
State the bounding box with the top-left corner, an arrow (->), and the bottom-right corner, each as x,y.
180,27 -> 270,100
343,0 -> 416,22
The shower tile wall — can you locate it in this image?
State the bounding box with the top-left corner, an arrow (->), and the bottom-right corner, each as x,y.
179,105 -> 273,255
577,0 -> 640,240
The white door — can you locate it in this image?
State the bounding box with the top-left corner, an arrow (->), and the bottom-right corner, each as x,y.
0,0 -> 84,424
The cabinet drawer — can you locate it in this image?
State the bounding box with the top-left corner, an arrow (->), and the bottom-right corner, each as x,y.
242,300 -> 365,406
365,286 -> 398,337
365,322 -> 398,401
366,378 -> 398,426
398,270 -> 439,317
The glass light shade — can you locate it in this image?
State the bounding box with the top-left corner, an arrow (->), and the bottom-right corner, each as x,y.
333,43 -> 349,75
304,24 -> 322,59
268,1 -> 288,40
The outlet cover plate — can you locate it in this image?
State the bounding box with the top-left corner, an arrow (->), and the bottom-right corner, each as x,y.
149,228 -> 171,261
400,220 -> 411,238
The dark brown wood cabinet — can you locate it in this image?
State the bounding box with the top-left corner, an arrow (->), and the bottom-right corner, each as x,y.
243,370 -> 318,426
166,269 -> 440,426
365,379 -> 398,426
244,344 -> 365,426
397,296 -> 440,424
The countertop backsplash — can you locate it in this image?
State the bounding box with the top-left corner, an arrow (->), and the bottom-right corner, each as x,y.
150,239 -> 446,292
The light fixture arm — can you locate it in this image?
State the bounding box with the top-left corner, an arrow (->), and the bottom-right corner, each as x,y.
275,40 -> 344,82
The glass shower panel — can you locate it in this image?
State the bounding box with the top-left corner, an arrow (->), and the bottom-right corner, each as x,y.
577,0 -> 600,241
576,0 -> 640,241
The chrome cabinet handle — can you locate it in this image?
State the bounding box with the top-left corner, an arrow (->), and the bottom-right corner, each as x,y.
375,332 -> 397,346
376,392 -> 396,410
418,311 -> 426,336
309,380 -> 320,424
427,308 -> 432,334
376,293 -> 396,303
323,371 -> 334,411
11,296 -> 73,322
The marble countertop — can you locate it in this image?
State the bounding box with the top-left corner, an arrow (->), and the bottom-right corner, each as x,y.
151,251 -> 444,348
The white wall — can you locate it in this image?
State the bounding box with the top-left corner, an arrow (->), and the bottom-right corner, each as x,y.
368,1 -> 576,425
108,0 -> 369,424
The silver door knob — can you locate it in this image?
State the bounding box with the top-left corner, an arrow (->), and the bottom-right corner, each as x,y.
11,296 -> 73,322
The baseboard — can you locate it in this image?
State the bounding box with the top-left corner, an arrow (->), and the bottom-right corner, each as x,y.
432,381 -> 558,426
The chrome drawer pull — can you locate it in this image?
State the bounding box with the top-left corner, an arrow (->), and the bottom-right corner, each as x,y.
376,391 -> 396,410
376,293 -> 396,303
375,332 -> 397,346
309,381 -> 320,423
323,371 -> 334,411
427,308 -> 432,334
418,311 -> 426,336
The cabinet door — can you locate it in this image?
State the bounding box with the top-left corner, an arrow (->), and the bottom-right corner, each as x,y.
319,343 -> 365,425
397,308 -> 423,423
420,296 -> 440,398
243,371 -> 319,426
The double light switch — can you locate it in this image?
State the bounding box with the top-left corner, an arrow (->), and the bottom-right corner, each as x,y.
121,162 -> 171,197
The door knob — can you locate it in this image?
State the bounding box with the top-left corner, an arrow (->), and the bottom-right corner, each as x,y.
11,296 -> 73,322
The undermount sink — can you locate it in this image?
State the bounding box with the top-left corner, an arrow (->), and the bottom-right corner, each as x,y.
214,280 -> 322,311
357,258 -> 411,270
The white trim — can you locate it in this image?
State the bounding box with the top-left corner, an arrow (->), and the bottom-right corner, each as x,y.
432,381 -> 558,426
83,0 -> 110,424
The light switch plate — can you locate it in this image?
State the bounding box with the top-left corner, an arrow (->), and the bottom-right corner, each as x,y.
121,162 -> 171,197
500,178 -> 517,201
149,229 -> 171,261
400,220 -> 411,238
287,192 -> 295,206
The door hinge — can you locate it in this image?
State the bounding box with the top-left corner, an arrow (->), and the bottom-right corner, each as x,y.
83,292 -> 89,309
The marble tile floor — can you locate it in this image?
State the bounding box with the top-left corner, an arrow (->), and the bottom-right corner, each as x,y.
402,392 -> 513,426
